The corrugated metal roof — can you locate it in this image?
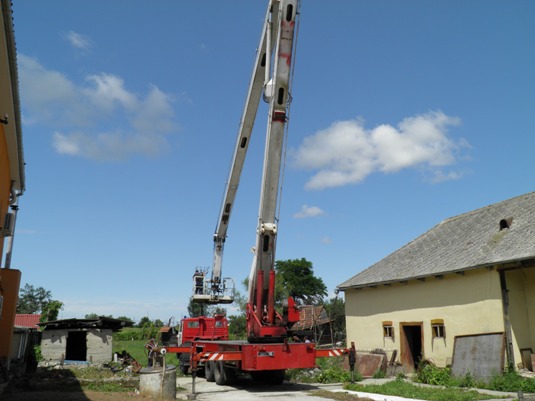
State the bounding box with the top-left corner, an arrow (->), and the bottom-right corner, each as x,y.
338,191 -> 535,290
15,314 -> 41,328
38,316 -> 134,331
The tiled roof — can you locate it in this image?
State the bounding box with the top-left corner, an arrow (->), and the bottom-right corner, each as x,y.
338,191 -> 535,290
291,305 -> 330,330
15,314 -> 41,328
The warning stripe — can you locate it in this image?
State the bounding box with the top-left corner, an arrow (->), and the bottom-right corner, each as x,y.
329,350 -> 342,357
207,353 -> 224,361
194,351 -> 242,362
315,348 -> 349,358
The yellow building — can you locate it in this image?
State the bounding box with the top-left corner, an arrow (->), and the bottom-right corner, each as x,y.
0,0 -> 26,373
338,192 -> 535,376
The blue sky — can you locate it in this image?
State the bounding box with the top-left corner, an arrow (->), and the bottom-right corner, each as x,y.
10,1 -> 535,323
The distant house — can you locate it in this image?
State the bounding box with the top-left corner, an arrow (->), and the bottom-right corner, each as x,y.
11,315 -> 41,375
337,192 -> 535,375
14,314 -> 41,329
291,305 -> 333,344
39,317 -> 133,365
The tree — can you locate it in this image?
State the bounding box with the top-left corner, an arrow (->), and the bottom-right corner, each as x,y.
84,313 -> 113,319
225,279 -> 249,339
17,284 -> 51,314
40,300 -> 64,322
137,316 -> 152,328
275,258 -> 327,305
323,296 -> 346,343
186,297 -> 217,317
116,315 -> 134,323
227,314 -> 246,340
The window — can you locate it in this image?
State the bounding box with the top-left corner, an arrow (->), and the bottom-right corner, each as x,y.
187,321 -> 199,328
431,319 -> 445,338
383,321 -> 394,339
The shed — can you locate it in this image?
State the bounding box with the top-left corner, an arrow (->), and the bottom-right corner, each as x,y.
291,305 -> 333,344
38,317 -> 133,364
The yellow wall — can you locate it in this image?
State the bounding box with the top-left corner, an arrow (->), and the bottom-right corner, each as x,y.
504,267 -> 535,368
345,268 -> 504,367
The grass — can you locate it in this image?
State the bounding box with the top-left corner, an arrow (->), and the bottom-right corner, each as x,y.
416,362 -> 535,393
345,378 -> 508,401
112,340 -> 147,366
113,339 -> 182,369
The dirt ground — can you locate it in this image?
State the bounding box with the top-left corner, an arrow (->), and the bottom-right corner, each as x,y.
0,366 -> 163,401
1,389 -> 143,401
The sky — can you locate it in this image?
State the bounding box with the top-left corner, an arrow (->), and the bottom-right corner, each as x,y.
8,1 -> 535,324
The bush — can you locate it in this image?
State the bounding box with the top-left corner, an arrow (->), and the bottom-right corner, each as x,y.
416,363 -> 453,386
485,366 -> 535,393
287,357 -> 360,384
34,344 -> 43,362
416,361 -> 535,393
113,328 -> 146,341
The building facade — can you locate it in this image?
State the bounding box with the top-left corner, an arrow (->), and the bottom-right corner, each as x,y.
0,0 -> 26,374
338,192 -> 535,375
39,317 -> 133,365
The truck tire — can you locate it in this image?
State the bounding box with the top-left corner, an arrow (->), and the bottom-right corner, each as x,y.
265,369 -> 285,384
179,363 -> 189,375
223,365 -> 237,385
251,369 -> 285,384
178,353 -> 190,375
214,361 -> 227,385
205,361 -> 216,382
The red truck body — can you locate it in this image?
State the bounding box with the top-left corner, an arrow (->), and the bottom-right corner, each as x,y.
179,315 -> 229,343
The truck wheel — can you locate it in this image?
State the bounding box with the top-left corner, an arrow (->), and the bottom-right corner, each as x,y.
251,370 -> 285,384
178,353 -> 190,375
223,365 -> 237,385
179,363 -> 189,375
265,369 -> 285,384
214,361 -> 227,385
205,361 -> 215,382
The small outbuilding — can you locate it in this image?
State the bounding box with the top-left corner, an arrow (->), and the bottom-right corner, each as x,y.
291,305 -> 333,344
38,316 -> 133,364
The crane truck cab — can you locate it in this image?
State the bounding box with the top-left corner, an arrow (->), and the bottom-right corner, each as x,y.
176,314 -> 229,374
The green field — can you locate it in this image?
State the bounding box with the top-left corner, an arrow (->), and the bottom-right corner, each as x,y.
113,339 -> 181,369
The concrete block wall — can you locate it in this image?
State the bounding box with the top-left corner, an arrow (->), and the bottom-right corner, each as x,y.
41,329 -> 114,364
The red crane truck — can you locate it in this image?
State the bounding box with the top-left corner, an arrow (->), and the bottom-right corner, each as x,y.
162,0 -> 347,385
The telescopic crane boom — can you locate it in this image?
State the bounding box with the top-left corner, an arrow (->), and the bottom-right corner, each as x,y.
194,0 -> 302,344
192,0 -> 294,308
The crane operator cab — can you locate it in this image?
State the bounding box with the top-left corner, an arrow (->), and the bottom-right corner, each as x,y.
191,267 -> 235,304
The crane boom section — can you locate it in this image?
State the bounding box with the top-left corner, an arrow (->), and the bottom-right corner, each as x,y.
248,0 -> 300,331
210,3 -> 281,290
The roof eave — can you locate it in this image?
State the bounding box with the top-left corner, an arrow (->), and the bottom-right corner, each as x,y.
337,256 -> 535,292
1,1 -> 25,194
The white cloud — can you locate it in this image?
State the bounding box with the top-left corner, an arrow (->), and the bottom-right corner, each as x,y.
18,55 -> 179,161
293,204 -> 325,219
321,236 -> 332,244
65,31 -> 93,53
294,111 -> 466,190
